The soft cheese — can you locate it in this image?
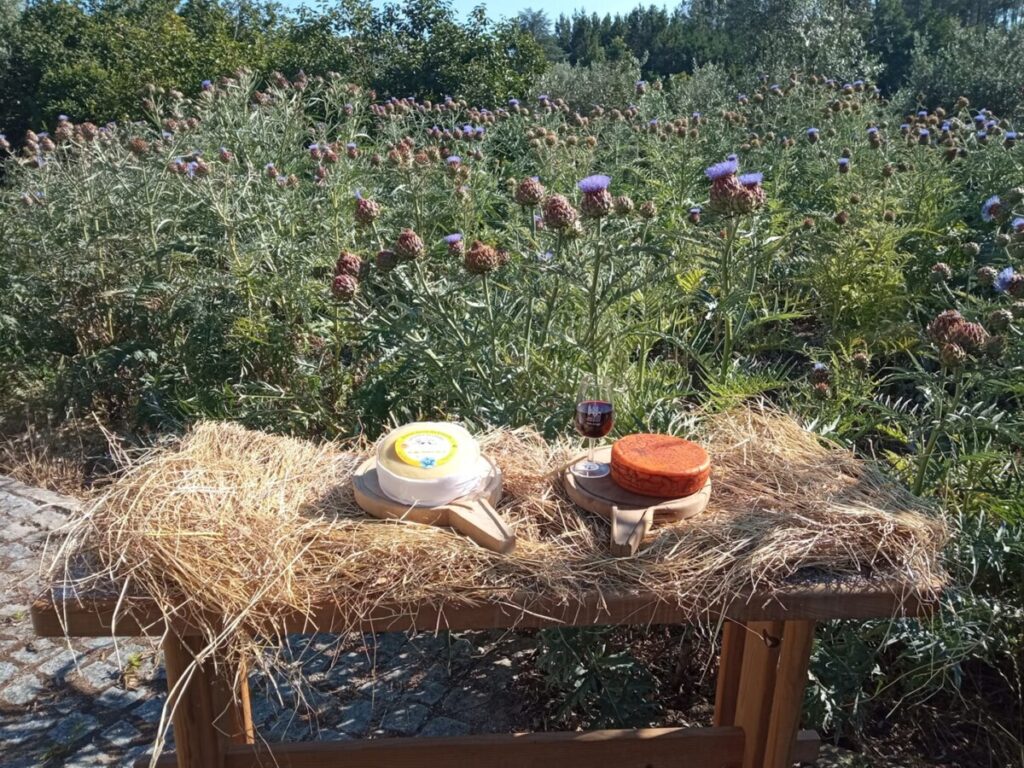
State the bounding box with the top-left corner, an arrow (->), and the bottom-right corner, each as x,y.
376,422 -> 487,506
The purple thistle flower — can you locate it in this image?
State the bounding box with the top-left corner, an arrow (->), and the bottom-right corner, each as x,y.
539,250 -> 554,262
690,206 -> 702,214
57,114 -> 68,122
538,94 -> 549,101
974,114 -> 985,124
982,195 -> 1003,222
919,128 -> 930,137
867,126 -> 878,135
443,233 -> 462,244
353,189 -> 362,200
346,142 -> 356,150
838,157 -> 850,168
475,126 -> 485,136
446,155 -> 461,165
1012,217 -> 1024,232
508,98 -> 519,106
977,131 -> 988,140
807,127 -> 819,136
186,161 -> 199,178
1006,131 -> 1018,140
900,123 -> 910,132
726,153 -> 739,162
994,266 -> 1016,293
691,111 -> 701,119
738,172 -> 763,187
649,118 -> 659,126
577,174 -> 611,193
917,110 -> 928,118
705,159 -> 738,180
37,131 -> 49,138
201,80 -> 212,90
162,131 -> 173,140
941,121 -> 951,131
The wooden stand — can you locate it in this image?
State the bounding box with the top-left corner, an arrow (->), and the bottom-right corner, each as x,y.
32,582 -> 940,768
352,455 -> 516,553
562,446 -> 711,556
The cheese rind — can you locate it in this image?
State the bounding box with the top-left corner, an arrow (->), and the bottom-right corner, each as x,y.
376,422 -> 486,506
610,433 -> 711,498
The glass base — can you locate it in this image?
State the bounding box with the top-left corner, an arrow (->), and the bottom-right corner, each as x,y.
571,459 -> 610,479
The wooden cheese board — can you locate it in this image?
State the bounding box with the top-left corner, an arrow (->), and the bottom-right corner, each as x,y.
562,445 -> 711,557
353,455 -> 516,554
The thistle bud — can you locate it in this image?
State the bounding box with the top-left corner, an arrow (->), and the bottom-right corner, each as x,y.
852,352 -> 870,372
376,249 -> 398,272
639,200 -> 657,219
464,240 -> 501,274
939,342 -> 966,368
809,362 -> 830,385
948,321 -> 989,354
354,195 -> 381,226
335,251 -> 364,278
514,177 -> 545,206
331,274 -> 359,301
930,262 -> 953,283
988,308 -> 1013,332
395,228 -> 424,260
614,195 -> 635,216
443,233 -> 464,255
541,194 -> 579,231
927,309 -> 965,343
976,265 -> 997,286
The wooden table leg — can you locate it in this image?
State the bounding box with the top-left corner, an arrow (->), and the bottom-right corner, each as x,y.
732,620 -> 783,768
163,635 -> 255,767
714,620 -> 747,727
763,621 -> 816,768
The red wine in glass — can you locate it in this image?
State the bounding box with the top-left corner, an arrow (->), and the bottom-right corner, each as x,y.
575,400 -> 614,438
572,374 -> 613,478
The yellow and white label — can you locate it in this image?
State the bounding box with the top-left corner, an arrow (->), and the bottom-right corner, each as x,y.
395,430 -> 459,469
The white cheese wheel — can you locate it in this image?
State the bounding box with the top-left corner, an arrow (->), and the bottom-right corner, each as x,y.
376,422 -> 486,507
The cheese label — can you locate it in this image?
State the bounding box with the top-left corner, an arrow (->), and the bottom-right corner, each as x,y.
395,429 -> 459,469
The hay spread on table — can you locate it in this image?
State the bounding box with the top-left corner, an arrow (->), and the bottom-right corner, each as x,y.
45,407 -> 947,764
50,407 -> 947,638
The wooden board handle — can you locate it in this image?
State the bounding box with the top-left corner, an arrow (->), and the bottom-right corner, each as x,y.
448,499 -> 516,554
610,506 -> 653,557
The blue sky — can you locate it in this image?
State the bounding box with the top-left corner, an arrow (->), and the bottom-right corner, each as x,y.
282,0 -> 668,22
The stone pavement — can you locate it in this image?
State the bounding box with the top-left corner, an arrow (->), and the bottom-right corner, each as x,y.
0,476 -> 538,767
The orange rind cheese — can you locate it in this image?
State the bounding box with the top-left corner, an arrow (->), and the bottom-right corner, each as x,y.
611,433 -> 711,498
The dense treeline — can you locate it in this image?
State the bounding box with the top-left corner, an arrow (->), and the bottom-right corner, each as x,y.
0,0 -> 1022,137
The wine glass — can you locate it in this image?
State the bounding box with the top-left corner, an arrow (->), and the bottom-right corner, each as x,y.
572,373 -> 614,478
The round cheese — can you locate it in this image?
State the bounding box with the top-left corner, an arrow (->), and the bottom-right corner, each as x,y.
376,422 -> 486,506
610,433 -> 711,498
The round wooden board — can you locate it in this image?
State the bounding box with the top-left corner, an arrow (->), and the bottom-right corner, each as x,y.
562,446 -> 711,525
352,455 -> 502,524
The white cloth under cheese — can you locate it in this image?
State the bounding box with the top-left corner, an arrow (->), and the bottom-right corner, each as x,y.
376,422 -> 487,506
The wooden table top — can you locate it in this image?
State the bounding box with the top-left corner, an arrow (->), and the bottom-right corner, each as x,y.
32,573 -> 943,638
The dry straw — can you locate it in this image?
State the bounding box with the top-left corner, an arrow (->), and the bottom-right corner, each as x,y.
46,407 -> 947,760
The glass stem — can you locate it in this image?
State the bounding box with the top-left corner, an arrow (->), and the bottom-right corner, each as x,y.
588,438 -> 596,466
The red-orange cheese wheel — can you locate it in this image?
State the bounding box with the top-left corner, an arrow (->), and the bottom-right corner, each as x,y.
611,434 -> 711,498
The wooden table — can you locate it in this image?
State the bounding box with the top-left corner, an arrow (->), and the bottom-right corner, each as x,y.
31,580 -> 938,768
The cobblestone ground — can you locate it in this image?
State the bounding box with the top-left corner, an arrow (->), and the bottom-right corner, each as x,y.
0,476 -> 539,767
